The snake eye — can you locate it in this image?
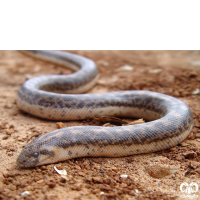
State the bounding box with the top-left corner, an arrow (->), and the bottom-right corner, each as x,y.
33,152 -> 39,158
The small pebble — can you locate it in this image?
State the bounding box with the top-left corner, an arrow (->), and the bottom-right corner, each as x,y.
180,142 -> 190,146
92,176 -> 103,183
148,68 -> 162,74
170,147 -> 176,151
119,65 -> 134,71
146,164 -> 177,178
196,133 -> 200,138
34,134 -> 40,137
40,166 -> 46,170
29,126 -> 36,130
75,165 -> 81,170
47,180 -> 56,188
60,177 -> 67,183
183,151 -> 197,159
102,61 -> 109,67
127,158 -> 132,163
190,61 -> 200,66
103,178 -> 111,185
78,172 -> 86,177
36,180 -> 44,184
2,135 -> 9,140
84,177 -> 92,183
21,191 -> 30,196
6,129 -> 14,135
54,166 -> 67,175
189,71 -> 198,77
56,122 -> 65,129
71,183 -> 82,191
111,166 -> 118,172
9,124 -> 14,128
187,132 -> 195,140
192,88 -> 200,95
120,174 -> 128,178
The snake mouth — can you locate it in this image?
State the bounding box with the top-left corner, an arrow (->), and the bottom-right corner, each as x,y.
16,155 -> 39,168
33,158 -> 54,167
17,159 -> 38,168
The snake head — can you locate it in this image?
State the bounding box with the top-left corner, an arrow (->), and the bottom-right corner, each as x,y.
16,141 -> 55,168
16,143 -> 41,168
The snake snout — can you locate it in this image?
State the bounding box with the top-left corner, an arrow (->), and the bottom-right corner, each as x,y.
16,145 -> 40,168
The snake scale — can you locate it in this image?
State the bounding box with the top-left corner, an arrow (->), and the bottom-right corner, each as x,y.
16,50 -> 193,168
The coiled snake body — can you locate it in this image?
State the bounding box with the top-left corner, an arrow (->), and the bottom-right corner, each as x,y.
16,50 -> 193,168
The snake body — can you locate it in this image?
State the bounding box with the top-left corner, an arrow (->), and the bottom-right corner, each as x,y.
16,50 -> 193,168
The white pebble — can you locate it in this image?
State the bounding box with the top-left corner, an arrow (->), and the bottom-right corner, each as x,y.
190,61 -> 200,66
102,61 -> 109,67
119,65 -> 134,71
192,88 -> 200,95
148,69 -> 162,74
21,191 -> 30,196
54,166 -> 67,175
120,174 -> 128,178
100,192 -> 105,195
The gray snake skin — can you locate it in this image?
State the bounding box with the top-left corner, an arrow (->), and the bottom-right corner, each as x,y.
16,50 -> 193,168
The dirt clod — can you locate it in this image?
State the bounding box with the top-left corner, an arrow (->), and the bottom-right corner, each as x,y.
46,180 -> 56,188
183,151 -> 197,159
92,177 -> 103,184
56,122 -> 65,129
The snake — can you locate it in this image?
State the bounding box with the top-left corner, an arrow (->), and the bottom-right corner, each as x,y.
16,50 -> 193,168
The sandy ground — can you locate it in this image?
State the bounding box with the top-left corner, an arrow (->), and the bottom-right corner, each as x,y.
0,50 -> 200,200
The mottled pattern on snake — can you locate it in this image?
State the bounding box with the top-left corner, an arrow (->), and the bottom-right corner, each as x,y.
16,50 -> 193,168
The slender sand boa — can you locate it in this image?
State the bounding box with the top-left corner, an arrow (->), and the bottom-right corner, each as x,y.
16,50 -> 193,167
